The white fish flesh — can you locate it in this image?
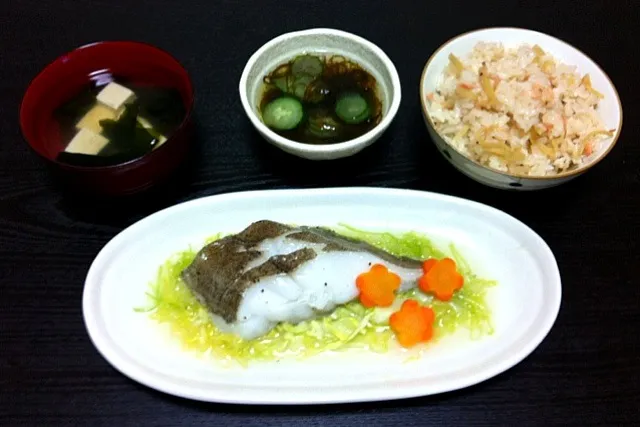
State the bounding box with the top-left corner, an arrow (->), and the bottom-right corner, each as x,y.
181,220 -> 423,340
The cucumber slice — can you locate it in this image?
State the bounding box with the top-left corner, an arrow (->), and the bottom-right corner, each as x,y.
291,55 -> 324,77
335,92 -> 370,124
292,74 -> 315,100
304,80 -> 331,104
307,111 -> 340,139
262,97 -> 304,130
272,76 -> 290,93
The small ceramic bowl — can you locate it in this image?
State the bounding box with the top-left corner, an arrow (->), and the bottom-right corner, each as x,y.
239,28 -> 401,160
20,41 -> 195,196
420,27 -> 623,190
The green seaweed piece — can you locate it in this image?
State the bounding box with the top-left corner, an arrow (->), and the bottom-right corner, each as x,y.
98,103 -> 156,158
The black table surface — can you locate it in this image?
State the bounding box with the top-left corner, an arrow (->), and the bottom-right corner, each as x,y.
2,0 -> 639,425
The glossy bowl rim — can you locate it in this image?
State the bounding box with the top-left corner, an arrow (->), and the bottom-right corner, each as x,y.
238,28 -> 402,155
419,26 -> 624,181
19,40 -> 195,172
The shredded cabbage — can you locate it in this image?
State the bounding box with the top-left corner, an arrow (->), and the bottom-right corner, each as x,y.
136,226 -> 496,366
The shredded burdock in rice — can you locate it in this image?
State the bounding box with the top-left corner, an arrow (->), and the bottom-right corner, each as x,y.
426,42 -> 616,176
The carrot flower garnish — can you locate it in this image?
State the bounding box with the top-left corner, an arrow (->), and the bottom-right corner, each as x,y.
389,299 -> 435,348
422,258 -> 438,274
356,264 -> 401,308
418,258 -> 464,301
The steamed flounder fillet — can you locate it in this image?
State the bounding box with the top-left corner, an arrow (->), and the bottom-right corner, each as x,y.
180,220 -> 423,340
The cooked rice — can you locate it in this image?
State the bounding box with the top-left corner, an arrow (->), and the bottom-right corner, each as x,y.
426,42 -> 615,176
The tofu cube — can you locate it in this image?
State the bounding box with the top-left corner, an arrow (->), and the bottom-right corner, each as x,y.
96,82 -> 136,111
65,128 -> 109,155
75,103 -> 122,134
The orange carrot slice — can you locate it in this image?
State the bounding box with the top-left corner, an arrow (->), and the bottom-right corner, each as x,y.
422,258 -> 437,274
584,142 -> 593,156
418,258 -> 464,301
356,264 -> 401,308
389,299 -> 436,348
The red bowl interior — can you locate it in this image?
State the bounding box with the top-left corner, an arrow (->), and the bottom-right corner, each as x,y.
20,41 -> 195,195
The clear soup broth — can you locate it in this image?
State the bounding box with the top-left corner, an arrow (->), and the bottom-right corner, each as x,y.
53,71 -> 186,167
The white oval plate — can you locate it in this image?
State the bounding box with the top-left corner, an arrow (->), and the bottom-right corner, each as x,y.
83,187 -> 561,405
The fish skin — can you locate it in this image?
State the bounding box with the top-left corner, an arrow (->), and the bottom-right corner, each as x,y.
180,220 -> 423,339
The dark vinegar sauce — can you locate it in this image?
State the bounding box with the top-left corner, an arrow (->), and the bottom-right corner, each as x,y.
259,54 -> 383,145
